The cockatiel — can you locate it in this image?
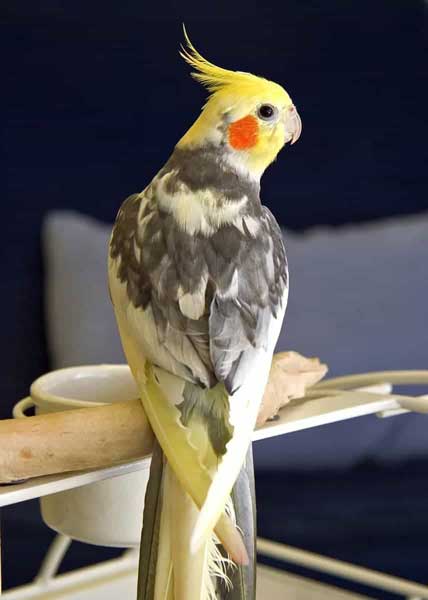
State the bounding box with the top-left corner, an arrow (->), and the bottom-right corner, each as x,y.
108,30 -> 301,600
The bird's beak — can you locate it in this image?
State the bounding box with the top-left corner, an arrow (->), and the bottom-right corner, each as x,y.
284,105 -> 302,145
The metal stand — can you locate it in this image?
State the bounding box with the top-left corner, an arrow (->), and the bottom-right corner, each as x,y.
1,370 -> 428,599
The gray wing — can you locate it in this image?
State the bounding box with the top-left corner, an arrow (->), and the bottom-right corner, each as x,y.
208,207 -> 288,394
110,194 -> 288,393
110,192 -> 215,387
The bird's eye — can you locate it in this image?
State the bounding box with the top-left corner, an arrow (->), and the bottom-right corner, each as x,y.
257,104 -> 277,121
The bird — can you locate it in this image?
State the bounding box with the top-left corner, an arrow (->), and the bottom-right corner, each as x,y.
108,28 -> 301,600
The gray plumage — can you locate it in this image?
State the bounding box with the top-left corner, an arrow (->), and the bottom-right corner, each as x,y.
109,145 -> 288,397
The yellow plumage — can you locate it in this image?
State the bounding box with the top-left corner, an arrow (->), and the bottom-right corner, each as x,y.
178,28 -> 296,175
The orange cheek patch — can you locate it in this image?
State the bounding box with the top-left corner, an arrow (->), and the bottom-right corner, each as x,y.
228,115 -> 259,150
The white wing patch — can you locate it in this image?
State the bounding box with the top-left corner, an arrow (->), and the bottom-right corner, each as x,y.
217,269 -> 238,299
234,216 -> 260,237
178,273 -> 209,320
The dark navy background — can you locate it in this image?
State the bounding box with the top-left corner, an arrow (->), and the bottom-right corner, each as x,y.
2,0 -> 428,420
2,1 -> 428,593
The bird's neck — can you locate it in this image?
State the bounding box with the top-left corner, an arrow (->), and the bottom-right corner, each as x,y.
162,144 -> 261,203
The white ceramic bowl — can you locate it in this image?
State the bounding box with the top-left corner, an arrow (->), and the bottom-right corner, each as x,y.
13,364 -> 151,547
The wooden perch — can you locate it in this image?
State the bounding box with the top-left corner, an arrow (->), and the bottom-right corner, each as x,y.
0,352 -> 327,484
0,400 -> 155,484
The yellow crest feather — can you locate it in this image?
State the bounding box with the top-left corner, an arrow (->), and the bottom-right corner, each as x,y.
180,26 -> 266,95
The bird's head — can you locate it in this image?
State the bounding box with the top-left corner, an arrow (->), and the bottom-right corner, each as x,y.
177,30 -> 302,180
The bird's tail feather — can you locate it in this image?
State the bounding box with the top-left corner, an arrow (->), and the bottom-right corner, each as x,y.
137,440 -> 164,599
137,440 -> 235,600
137,363 -> 248,565
221,447 -> 257,600
191,384 -> 261,554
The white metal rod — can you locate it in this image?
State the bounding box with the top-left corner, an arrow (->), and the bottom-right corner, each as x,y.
1,551 -> 138,599
253,390 -> 401,442
314,371 -> 428,390
0,458 -> 150,508
34,535 -> 71,584
302,388 -> 428,415
257,538 -> 428,598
